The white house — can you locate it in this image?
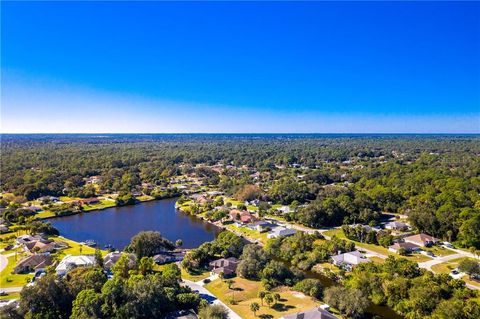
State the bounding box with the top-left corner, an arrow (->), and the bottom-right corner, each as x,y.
267,227 -> 297,239
331,250 -> 370,271
56,255 -> 96,276
385,221 -> 409,231
281,307 -> 337,319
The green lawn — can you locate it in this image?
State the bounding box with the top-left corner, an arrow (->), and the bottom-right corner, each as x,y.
431,257 -> 476,274
422,245 -> 456,257
180,267 -> 211,282
0,292 -> 20,300
204,277 -> 325,319
0,255 -> 33,288
82,199 -> 117,212
136,195 -> 155,202
224,224 -> 268,244
35,210 -> 56,219
51,236 -> 105,258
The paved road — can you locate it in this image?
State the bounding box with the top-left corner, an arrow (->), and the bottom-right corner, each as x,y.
0,286 -> 23,293
418,253 -> 467,271
183,279 -> 242,319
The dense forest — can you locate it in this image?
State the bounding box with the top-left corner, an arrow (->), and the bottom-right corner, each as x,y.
1,134 -> 480,249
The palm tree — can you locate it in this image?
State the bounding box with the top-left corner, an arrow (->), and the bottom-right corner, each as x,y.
226,279 -> 235,303
273,293 -> 280,305
446,230 -> 453,243
264,294 -> 274,308
250,302 -> 260,317
257,291 -> 266,306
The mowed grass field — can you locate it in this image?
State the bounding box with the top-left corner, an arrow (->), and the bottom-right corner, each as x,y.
0,254 -> 33,288
204,277 -> 322,319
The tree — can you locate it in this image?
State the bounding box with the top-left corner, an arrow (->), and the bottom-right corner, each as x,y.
258,291 -> 266,306
65,267 -> 107,296
126,231 -> 174,258
273,293 -> 280,305
324,286 -> 369,319
250,302 -> 260,317
176,239 -> 183,247
458,259 -> 480,279
264,293 -> 274,308
112,253 -> 137,278
70,289 -> 103,319
138,256 -> 154,276
94,248 -> 104,268
19,273 -> 74,319
293,279 -> 323,299
235,184 -> 261,201
198,304 -> 229,319
237,244 -> 270,280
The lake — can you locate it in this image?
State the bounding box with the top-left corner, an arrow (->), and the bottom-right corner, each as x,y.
49,198 -> 221,249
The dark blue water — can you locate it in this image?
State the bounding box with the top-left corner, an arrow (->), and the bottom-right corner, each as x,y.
49,198 -> 221,249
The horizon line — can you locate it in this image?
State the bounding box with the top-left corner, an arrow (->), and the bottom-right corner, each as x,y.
1,132 -> 479,135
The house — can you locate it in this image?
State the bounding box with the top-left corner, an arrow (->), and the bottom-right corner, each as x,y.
56,255 -> 96,276
26,240 -> 56,253
267,227 -> 297,239
229,209 -> 255,224
404,233 -> 440,247
79,198 -> 100,205
209,257 -> 240,277
38,196 -> 59,203
103,252 -> 136,270
277,206 -> 292,214
331,250 -> 370,271
0,224 -> 10,234
388,242 -> 422,254
153,251 -> 185,264
281,307 -> 337,319
385,221 -> 409,231
16,234 -> 44,246
86,176 -> 102,184
247,220 -> 275,232
14,254 -> 53,274
166,309 -> 198,319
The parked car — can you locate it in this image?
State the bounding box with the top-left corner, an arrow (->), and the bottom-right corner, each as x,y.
4,244 -> 14,251
0,290 -> 7,296
451,269 -> 459,275
443,242 -> 454,249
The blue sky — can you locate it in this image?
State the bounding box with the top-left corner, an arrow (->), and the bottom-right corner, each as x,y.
1,1 -> 479,133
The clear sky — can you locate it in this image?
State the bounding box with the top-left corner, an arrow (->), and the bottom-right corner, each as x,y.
1,1 -> 479,133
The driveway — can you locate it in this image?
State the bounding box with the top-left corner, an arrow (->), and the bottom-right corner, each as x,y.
183,279 -> 242,319
0,254 -> 8,273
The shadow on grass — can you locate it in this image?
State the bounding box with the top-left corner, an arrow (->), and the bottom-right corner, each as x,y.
272,303 -> 295,312
259,315 -> 273,319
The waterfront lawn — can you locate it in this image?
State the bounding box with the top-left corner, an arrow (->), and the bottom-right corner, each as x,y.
181,267 -> 211,282
35,210 -> 56,219
136,195 -> 155,202
0,255 -> 33,288
82,200 -> 117,212
204,277 -> 320,319
52,236 -> 102,257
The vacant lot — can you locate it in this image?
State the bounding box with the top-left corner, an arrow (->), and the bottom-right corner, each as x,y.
205,277 -> 322,319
